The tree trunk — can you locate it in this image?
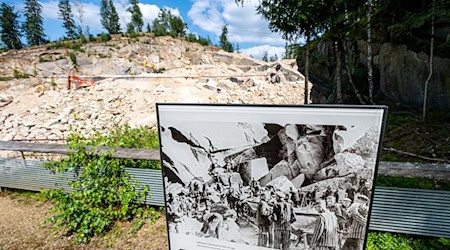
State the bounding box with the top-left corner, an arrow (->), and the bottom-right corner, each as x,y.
423,0 -> 435,120
335,40 -> 343,103
345,43 -> 366,104
304,29 -> 310,104
367,0 -> 374,104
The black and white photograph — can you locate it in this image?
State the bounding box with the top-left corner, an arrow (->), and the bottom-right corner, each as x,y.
157,104 -> 386,250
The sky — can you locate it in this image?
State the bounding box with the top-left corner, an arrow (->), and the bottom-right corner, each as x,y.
4,0 -> 296,60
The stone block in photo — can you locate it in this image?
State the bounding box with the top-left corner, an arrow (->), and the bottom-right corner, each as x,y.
291,173 -> 305,189
266,175 -> 297,193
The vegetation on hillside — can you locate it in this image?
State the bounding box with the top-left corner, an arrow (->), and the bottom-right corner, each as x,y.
0,0 -> 213,50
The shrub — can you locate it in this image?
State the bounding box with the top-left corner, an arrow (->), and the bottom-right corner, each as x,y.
70,42 -> 84,52
80,34 -> 87,44
43,125 -> 160,243
13,69 -> 30,79
98,33 -> 112,42
367,232 -> 450,250
0,76 -> 13,81
46,40 -> 65,50
68,52 -> 77,69
39,56 -> 52,63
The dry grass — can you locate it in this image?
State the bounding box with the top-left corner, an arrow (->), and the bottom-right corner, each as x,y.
0,191 -> 168,250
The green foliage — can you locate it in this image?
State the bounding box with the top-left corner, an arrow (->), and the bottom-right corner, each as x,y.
127,0 -> 144,33
0,76 -> 13,81
97,32 -> 112,42
43,124 -> 160,243
46,40 -> 64,50
22,0 -> 46,46
126,22 -> 137,37
220,25 -> 233,52
367,232 -> 450,250
262,50 -> 268,62
152,9 -> 187,38
58,0 -> 78,40
68,51 -> 77,68
38,55 -> 52,63
269,54 -> 278,61
80,33 -> 87,44
69,42 -> 83,52
108,0 -> 121,34
185,33 -> 211,46
101,0 -> 121,34
0,3 -> 22,50
13,69 -> 30,79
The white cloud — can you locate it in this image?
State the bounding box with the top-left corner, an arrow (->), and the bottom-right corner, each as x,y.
41,1 -> 60,20
41,1 -> 102,33
188,0 -> 285,46
241,45 -> 285,60
188,0 -> 224,35
115,2 -> 161,31
40,1 -> 176,34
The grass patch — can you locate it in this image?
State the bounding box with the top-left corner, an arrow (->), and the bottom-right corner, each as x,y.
13,69 -> 30,79
0,76 -> 13,81
367,232 -> 450,250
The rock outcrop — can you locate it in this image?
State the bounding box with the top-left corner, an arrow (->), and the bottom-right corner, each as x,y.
298,40 -> 450,109
0,35 -> 308,144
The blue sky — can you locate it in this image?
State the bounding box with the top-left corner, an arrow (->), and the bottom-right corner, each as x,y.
4,0 -> 294,59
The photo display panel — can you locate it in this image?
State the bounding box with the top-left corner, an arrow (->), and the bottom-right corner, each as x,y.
157,104 -> 387,250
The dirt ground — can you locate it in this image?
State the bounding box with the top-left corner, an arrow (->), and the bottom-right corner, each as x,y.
0,191 -> 168,250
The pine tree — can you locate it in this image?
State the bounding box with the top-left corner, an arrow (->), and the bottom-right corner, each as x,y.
0,3 -> 22,49
219,25 -> 233,52
127,0 -> 143,33
262,51 -> 269,62
58,0 -> 78,39
100,0 -> 111,33
109,0 -> 121,34
23,0 -> 45,46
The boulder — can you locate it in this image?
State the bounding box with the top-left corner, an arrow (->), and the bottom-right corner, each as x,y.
218,172 -> 243,187
259,160 -> 301,186
295,136 -> 325,178
236,157 -> 269,185
334,152 -> 365,176
266,176 -> 297,193
291,173 -> 306,188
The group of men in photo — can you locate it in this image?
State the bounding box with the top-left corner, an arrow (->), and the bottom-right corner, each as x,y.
166,166 -> 371,250
254,178 -> 371,250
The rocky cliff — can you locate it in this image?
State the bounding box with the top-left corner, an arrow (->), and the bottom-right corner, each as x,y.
297,41 -> 450,109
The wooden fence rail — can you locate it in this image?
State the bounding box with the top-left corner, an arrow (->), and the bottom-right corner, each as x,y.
1,141 -> 449,180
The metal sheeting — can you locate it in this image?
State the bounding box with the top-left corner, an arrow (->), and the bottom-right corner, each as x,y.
369,187 -> 450,238
0,158 -> 165,206
1,158 -> 449,237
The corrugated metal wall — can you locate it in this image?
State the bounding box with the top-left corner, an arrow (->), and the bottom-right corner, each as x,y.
1,158 -> 449,238
0,158 -> 165,206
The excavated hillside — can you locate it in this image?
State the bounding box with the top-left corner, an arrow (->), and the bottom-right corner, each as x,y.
0,35 -> 309,142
